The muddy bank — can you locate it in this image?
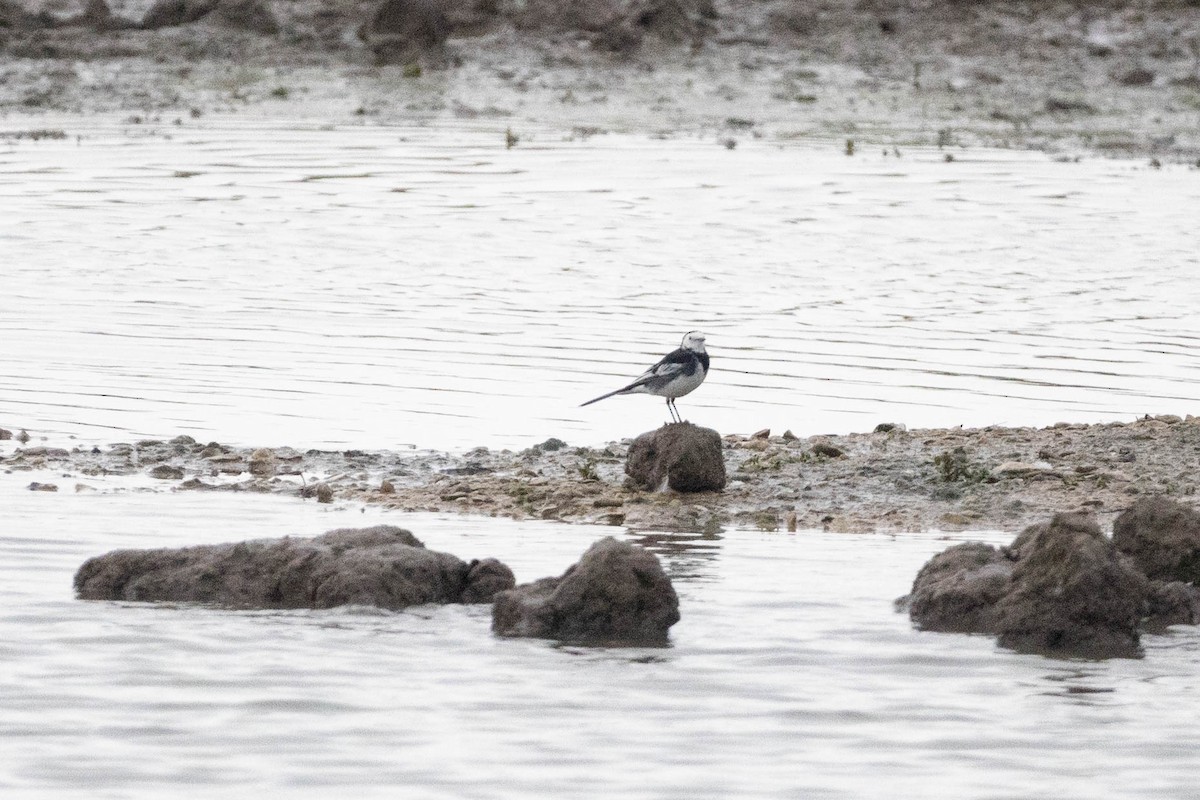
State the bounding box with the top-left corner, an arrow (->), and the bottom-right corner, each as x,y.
6,414 -> 1200,532
2,0 -> 1200,159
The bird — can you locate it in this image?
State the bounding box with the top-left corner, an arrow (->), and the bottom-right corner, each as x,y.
580,331 -> 709,423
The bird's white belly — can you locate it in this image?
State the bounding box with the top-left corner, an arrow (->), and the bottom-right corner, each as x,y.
633,367 -> 707,399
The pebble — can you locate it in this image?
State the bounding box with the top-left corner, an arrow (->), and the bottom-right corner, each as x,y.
992,461 -> 1053,477
148,465 -> 184,480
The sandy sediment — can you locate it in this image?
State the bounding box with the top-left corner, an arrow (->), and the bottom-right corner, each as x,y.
5,414 -> 1199,534
1,0 -> 1199,160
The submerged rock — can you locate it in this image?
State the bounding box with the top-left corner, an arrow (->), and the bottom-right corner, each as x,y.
625,422 -> 725,493
1112,496 -> 1200,583
74,525 -> 515,610
211,0 -> 278,35
1145,580 -> 1200,631
902,512 -> 1151,659
492,536 -> 680,646
141,0 -> 217,29
900,541 -> 1011,634
994,513 -> 1147,659
358,0 -> 449,65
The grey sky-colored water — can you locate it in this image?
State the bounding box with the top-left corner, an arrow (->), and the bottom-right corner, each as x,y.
3,118 -> 1198,451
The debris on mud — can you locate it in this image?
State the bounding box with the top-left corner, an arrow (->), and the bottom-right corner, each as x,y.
7,414 -> 1200,533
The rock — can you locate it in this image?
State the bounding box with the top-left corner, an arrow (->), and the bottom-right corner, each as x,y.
992,461 -> 1052,478
873,422 -> 905,433
211,0 -> 277,34
751,428 -> 770,439
74,525 -> 515,610
899,542 -> 1012,634
1114,66 -> 1155,87
0,428 -> 11,440
1144,580 -> 1200,631
0,0 -> 47,29
994,513 -> 1148,659
148,464 -> 184,480
517,0 -> 716,50
16,429 -> 31,443
904,513 -> 1154,658
781,429 -> 797,441
811,441 -> 844,458
358,0 -> 449,65
16,446 -> 70,458
491,537 -> 679,645
625,422 -> 726,493
28,482 -> 58,492
248,448 -> 276,477
141,0 -> 217,28
1112,496 -> 1200,583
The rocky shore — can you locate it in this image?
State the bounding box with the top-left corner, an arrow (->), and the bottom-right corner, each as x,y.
6,413 -> 1200,533
2,0 -> 1199,159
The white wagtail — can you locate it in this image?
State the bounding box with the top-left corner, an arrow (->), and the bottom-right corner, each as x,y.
580,331 -> 709,423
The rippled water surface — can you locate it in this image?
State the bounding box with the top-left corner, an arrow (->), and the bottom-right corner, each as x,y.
3,480 -> 1200,799
3,118 -> 1199,451
5,118 -> 1200,798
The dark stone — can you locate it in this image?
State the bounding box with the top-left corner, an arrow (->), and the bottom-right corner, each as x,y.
1114,67 -> 1155,87
1144,580 -> 1200,631
492,537 -> 679,646
0,428 -> 11,440
516,0 -> 716,48
625,422 -> 725,493
899,541 -> 1012,634
1112,496 -> 1200,583
212,0 -> 278,35
994,513 -> 1148,659
74,525 -> 515,610
904,512 -> 1160,659
358,0 -> 449,65
811,442 -> 844,458
141,0 -> 218,29
0,0 -> 49,29
148,464 -> 184,480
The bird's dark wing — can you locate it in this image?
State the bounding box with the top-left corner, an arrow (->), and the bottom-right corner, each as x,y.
629,347 -> 696,391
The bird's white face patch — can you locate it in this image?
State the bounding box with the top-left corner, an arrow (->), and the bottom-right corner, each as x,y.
681,331 -> 707,352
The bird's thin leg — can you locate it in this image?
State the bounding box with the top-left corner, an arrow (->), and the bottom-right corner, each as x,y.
665,398 -> 676,423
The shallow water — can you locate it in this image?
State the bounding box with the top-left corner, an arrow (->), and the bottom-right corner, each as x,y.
2,117 -> 1199,451
5,118 -> 1200,798
3,482 -> 1200,799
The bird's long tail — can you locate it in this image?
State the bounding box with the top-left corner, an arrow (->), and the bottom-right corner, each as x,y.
580,384 -> 635,407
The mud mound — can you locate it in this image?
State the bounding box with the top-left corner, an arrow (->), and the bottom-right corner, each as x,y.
492,536 -> 680,645
75,524 -> 515,610
1112,495 -> 1200,583
626,422 -> 726,493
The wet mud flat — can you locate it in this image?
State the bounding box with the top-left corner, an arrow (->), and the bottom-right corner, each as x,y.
2,0 -> 1200,159
6,414 -> 1199,534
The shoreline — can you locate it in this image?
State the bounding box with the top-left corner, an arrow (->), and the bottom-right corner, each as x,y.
3,1 -> 1200,160
6,414 -> 1199,534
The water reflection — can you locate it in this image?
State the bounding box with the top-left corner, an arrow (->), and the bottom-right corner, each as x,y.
627,529 -> 724,582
